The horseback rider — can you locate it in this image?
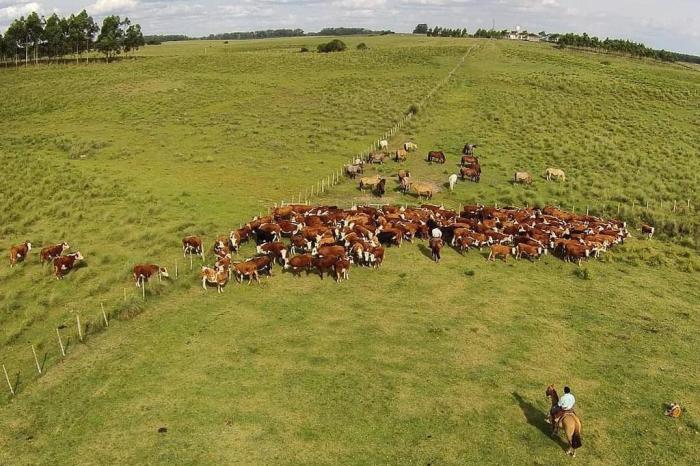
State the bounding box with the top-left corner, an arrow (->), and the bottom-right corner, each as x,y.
551,385 -> 576,427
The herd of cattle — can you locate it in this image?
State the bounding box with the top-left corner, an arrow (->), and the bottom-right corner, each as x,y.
146,202 -> 631,292
8,201 -> 655,292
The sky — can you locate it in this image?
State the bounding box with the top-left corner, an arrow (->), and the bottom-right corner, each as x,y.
0,0 -> 698,54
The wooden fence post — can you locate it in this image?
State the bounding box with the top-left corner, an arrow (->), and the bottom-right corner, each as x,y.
76,315 -> 83,342
2,364 -> 13,396
142,281 -> 146,300
101,303 -> 108,327
56,328 -> 65,356
31,345 -> 41,375
175,262 -> 178,279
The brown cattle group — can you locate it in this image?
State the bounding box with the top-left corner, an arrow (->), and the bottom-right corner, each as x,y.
185,201 -> 629,292
8,240 -> 83,279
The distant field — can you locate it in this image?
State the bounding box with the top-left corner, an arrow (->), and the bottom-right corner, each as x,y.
0,35 -> 698,465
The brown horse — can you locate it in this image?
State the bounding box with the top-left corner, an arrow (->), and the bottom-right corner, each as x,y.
546,385 -> 582,456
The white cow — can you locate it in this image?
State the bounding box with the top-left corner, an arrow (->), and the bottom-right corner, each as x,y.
379,140 -> 388,150
448,174 -> 458,192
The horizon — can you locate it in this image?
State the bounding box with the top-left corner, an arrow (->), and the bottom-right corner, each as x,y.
0,1 -> 698,55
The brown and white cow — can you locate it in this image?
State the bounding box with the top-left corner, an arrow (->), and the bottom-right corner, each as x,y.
516,243 -> 543,261
201,266 -> 229,293
232,261 -> 260,284
641,224 -> 655,239
132,264 -> 169,287
488,245 -> 515,262
53,252 -> 84,279
427,151 -> 446,164
256,241 -> 288,264
183,236 -> 204,258
429,238 -> 444,263
40,242 -> 69,265
333,257 -> 351,283
9,241 -> 32,267
284,254 -> 314,276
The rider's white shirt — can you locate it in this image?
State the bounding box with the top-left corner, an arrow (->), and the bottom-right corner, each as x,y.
431,228 -> 442,238
558,393 -> 575,410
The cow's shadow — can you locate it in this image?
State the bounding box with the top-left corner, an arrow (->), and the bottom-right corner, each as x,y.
512,392 -> 567,449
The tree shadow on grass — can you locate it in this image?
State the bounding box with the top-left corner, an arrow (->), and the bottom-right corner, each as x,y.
512,392 -> 567,450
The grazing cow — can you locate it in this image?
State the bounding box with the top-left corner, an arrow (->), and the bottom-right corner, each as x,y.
284,254 -> 314,276
9,241 -> 32,267
408,181 -> 433,199
545,168 -> 566,181
429,237 -> 444,263
379,140 -> 389,150
488,244 -> 515,262
182,236 -> 204,259
377,228 -> 403,247
395,149 -> 408,162
256,242 -> 288,264
404,142 -> 418,152
333,257 -> 351,283
359,175 -> 383,190
516,243 -> 543,261
448,174 -> 458,191
641,224 -> 655,239
132,264 -> 169,287
53,252 -> 84,279
460,167 -> 480,182
397,169 -> 411,183
514,172 -> 533,185
427,151 -> 446,164
462,143 -> 478,155
40,242 -> 69,265
201,266 -> 229,293
232,261 -> 260,284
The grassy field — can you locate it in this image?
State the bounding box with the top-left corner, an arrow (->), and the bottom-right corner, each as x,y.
0,35 -> 698,465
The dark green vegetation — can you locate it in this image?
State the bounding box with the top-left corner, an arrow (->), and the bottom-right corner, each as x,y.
0,36 -> 698,464
0,9 -> 143,65
318,39 -> 347,53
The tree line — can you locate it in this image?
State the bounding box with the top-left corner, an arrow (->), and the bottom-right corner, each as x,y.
0,9 -> 144,65
146,27 -> 394,44
413,24 -> 700,64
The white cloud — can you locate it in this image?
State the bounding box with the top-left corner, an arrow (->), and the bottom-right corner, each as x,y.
88,0 -> 138,15
0,2 -> 41,19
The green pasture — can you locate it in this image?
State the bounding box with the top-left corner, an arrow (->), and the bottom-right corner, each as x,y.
0,35 -> 698,465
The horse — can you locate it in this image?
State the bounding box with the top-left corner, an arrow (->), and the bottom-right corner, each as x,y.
546,385 -> 582,456
448,174 -> 458,191
545,168 -> 566,181
429,237 -> 444,263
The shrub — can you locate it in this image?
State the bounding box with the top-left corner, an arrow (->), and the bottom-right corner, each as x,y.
357,42 -> 368,50
300,46 -> 309,53
407,103 -> 420,115
317,39 -> 347,53
574,268 -> 592,280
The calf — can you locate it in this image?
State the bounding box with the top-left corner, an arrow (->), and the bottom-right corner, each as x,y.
332,257 -> 351,283
201,266 -> 229,293
313,255 -> 341,279
183,236 -> 204,259
40,242 -> 69,265
132,264 -> 169,287
9,241 -> 32,267
53,252 -> 84,279
488,245 -> 515,262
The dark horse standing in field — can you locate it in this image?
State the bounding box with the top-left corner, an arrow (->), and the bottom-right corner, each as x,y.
546,385 -> 582,456
429,237 -> 444,263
